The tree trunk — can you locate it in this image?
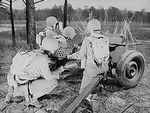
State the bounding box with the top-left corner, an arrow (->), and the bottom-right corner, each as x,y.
26,0 -> 36,50
10,0 -> 16,47
63,0 -> 67,28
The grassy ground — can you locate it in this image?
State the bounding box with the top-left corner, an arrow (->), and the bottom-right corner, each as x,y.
0,22 -> 150,112
0,21 -> 149,64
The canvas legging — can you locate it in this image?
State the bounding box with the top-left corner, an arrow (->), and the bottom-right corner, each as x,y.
29,79 -> 58,101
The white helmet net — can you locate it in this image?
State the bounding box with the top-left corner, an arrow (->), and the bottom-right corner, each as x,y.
46,16 -> 58,28
41,37 -> 59,53
87,19 -> 101,32
62,26 -> 76,39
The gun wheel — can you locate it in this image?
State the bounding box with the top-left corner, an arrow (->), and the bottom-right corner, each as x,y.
116,50 -> 145,88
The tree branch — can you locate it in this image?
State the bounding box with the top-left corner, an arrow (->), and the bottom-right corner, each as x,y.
1,1 -> 10,7
34,0 -> 44,4
2,7 -> 10,14
5,0 -> 10,3
12,0 -> 17,2
0,3 -> 9,9
130,12 -> 135,22
0,7 -> 10,15
22,0 -> 26,5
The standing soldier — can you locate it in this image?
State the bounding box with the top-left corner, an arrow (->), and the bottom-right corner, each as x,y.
67,19 -> 109,112
79,19 -> 109,111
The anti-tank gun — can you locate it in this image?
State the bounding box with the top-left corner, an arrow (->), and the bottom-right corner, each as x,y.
60,19 -> 145,89
106,20 -> 145,88
2,20 -> 145,113
59,20 -> 145,113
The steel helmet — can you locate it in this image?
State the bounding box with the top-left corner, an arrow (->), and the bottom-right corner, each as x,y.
41,37 -> 59,53
56,36 -> 67,48
62,26 -> 76,39
46,16 -> 58,28
87,19 -> 101,32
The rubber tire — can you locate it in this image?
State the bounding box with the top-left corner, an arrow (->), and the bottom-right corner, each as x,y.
116,50 -> 145,88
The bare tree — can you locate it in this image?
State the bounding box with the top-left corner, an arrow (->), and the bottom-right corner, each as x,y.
0,0 -> 17,47
63,0 -> 67,28
23,0 -> 44,50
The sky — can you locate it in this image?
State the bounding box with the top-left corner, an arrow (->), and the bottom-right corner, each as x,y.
12,0 -> 150,12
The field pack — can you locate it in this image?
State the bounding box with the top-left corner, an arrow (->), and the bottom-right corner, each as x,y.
87,33 -> 109,66
10,50 -> 37,75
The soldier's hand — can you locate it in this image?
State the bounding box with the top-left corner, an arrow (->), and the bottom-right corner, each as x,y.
57,66 -> 65,75
39,32 -> 44,36
60,66 -> 65,72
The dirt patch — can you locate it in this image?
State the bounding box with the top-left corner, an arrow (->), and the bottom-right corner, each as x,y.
92,66 -> 150,113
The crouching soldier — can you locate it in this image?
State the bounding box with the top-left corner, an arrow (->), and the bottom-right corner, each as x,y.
6,37 -> 64,106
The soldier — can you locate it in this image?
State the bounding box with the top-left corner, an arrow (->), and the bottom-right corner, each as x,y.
6,26 -> 77,106
61,26 -> 76,47
79,19 -> 109,111
36,16 -> 59,48
68,19 -> 109,109
6,37 -> 64,107
79,19 -> 109,92
53,26 -> 77,60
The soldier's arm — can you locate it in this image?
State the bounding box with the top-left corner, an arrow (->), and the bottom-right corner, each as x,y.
67,39 -> 87,60
78,38 -> 89,68
79,38 -> 88,59
67,51 -> 80,59
40,57 -> 62,80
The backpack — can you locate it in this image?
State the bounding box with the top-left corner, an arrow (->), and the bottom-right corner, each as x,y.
87,34 -> 109,67
10,50 -> 37,75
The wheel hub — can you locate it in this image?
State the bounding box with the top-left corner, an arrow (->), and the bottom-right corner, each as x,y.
126,61 -> 138,79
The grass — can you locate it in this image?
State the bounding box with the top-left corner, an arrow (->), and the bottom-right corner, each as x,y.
0,22 -> 150,48
0,24 -> 45,66
0,21 -> 150,66
1,20 -> 26,25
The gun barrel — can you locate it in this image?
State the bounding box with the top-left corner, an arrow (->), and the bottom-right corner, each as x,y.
64,74 -> 103,113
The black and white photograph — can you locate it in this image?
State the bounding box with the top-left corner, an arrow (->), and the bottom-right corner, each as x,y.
0,0 -> 150,113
